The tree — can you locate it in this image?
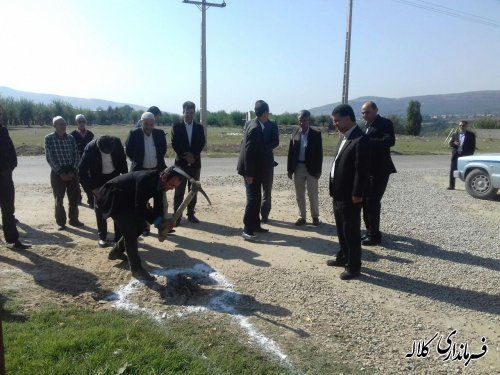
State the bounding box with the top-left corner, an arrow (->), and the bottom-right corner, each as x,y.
406,100 -> 422,136
18,98 -> 34,126
388,115 -> 405,134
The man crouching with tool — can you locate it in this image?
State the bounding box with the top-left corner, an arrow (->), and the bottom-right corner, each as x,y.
96,166 -> 185,282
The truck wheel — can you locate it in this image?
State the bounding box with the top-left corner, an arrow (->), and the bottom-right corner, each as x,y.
465,169 -> 498,200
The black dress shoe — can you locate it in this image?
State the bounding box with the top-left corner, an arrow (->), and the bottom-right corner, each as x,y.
326,259 -> 346,267
362,238 -> 381,246
255,226 -> 269,233
12,240 -> 31,250
446,187 -> 455,190
187,214 -> 200,223
242,231 -> 255,240
108,249 -> 128,261
131,267 -> 155,282
340,270 -> 360,280
312,217 -> 320,226
295,218 -> 306,226
261,217 -> 268,223
69,220 -> 84,227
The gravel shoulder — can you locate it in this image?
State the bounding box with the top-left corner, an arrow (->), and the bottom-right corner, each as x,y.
1,165 -> 499,374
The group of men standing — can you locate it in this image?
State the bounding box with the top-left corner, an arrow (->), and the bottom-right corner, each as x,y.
39,102 -> 206,280
238,100 -> 397,280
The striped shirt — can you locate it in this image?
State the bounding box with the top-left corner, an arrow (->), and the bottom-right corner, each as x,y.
44,132 -> 80,175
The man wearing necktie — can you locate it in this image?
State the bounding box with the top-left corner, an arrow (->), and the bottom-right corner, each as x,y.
327,104 -> 370,280
447,121 -> 476,190
360,101 -> 397,246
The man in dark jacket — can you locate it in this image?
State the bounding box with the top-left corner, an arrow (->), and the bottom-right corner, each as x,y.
448,120 -> 476,190
360,101 -> 397,246
237,100 -> 270,239
96,166 -> 184,282
287,110 -> 323,226
327,104 -> 370,280
126,111 -> 167,233
70,114 -> 95,207
260,111 -> 279,223
171,101 -> 206,224
79,136 -> 128,247
0,107 -> 30,249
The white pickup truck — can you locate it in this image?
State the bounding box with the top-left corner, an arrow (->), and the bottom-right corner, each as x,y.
454,154 -> 500,199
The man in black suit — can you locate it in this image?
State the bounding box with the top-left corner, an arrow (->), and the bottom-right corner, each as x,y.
70,114 -> 95,207
97,167 -> 184,282
327,104 -> 370,280
172,101 -> 206,224
79,136 -> 128,247
448,120 -> 476,190
125,112 -> 167,232
237,100 -> 270,239
287,110 -> 323,226
360,101 -> 397,246
260,111 -> 279,223
0,106 -> 30,249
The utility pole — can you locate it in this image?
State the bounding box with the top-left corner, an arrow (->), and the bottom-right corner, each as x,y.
341,0 -> 353,104
183,0 -> 226,151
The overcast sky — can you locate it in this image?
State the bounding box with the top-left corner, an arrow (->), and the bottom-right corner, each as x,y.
1,0 -> 499,114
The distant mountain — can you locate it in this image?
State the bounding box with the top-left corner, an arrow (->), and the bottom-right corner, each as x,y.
0,86 -> 146,111
310,90 -> 500,117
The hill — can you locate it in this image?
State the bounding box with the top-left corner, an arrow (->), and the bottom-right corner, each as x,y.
0,86 -> 146,111
310,90 -> 500,117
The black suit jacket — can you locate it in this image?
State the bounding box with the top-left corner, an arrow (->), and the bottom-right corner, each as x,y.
450,130 -> 476,157
237,119 -> 265,178
97,170 -> 160,222
364,115 -> 396,176
0,126 -> 17,172
171,121 -> 206,169
79,138 -> 128,190
262,120 -> 279,169
125,127 -> 167,172
329,126 -> 370,201
287,126 -> 323,177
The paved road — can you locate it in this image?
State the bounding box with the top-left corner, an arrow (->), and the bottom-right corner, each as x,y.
14,155 -> 450,185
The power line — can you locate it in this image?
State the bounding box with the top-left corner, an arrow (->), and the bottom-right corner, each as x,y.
391,0 -> 500,28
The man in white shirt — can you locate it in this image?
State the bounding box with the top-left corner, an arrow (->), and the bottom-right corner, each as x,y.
171,101 -> 206,224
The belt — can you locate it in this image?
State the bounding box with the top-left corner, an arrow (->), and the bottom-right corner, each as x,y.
297,161 -> 305,163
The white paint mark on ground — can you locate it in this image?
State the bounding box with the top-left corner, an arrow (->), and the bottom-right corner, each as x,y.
106,263 -> 292,366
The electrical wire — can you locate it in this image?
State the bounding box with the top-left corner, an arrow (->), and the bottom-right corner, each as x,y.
391,0 -> 500,28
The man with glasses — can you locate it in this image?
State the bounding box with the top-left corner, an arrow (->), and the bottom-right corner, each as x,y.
70,114 -> 95,207
448,120 -> 476,190
171,101 -> 206,224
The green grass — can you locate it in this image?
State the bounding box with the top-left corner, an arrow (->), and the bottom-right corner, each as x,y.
7,125 -> 500,156
2,304 -> 294,375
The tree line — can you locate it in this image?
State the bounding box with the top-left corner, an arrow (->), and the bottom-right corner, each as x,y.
1,96 -> 498,133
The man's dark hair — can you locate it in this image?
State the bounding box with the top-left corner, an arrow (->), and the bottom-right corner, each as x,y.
298,110 -> 311,119
254,100 -> 269,117
332,104 -> 356,122
147,106 -> 161,117
97,135 -> 116,154
183,101 -> 196,112
460,120 -> 468,126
